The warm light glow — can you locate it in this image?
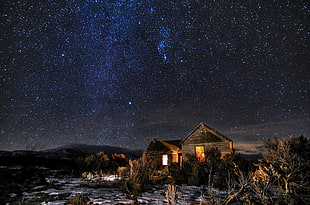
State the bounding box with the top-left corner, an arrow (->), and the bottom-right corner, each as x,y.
172,153 -> 178,163
195,146 -> 206,162
230,141 -> 233,150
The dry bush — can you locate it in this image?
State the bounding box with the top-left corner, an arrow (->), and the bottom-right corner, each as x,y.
117,166 -> 129,178
111,153 -> 128,169
184,147 -> 241,188
165,184 -> 177,205
123,157 -> 150,200
82,152 -> 129,176
252,136 -> 310,204
83,152 -> 110,172
65,194 -> 90,205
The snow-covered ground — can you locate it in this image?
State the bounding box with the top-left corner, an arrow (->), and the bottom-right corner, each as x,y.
19,175 -> 234,204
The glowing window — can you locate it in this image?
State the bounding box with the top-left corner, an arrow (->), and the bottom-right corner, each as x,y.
195,146 -> 206,162
172,153 -> 178,163
230,141 -> 233,150
162,154 -> 168,166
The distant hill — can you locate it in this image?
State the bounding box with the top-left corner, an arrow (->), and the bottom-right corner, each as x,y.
57,143 -> 144,158
0,144 -> 143,169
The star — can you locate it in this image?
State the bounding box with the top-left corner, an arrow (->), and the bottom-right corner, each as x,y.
0,0 -> 308,150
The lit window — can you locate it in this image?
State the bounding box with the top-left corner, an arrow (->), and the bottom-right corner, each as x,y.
195,146 -> 205,162
162,154 -> 168,166
230,141 -> 233,150
172,153 -> 178,163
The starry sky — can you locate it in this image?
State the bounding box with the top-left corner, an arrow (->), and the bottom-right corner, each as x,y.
1,0 -> 309,151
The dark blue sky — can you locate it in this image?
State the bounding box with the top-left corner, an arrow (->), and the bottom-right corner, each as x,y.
1,0 -> 309,150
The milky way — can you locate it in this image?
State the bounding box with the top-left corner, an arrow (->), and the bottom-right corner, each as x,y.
1,0 -> 309,150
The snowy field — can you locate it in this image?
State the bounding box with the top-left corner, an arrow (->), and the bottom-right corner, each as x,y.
19,175 -> 234,205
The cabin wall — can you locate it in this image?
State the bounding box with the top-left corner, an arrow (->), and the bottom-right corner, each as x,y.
144,123 -> 233,167
182,141 -> 231,162
185,130 -> 222,144
186,135 -> 219,143
144,153 -> 178,167
143,153 -> 162,167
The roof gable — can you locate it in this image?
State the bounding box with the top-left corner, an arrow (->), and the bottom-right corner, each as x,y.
146,139 -> 182,153
181,123 -> 231,145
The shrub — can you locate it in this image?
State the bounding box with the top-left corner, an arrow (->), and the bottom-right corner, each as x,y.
65,194 -> 90,205
253,136 -> 310,204
184,147 -> 224,187
111,153 -> 128,169
83,152 -> 110,172
82,152 -> 129,175
123,157 -> 152,200
117,166 -> 129,178
165,184 -> 177,205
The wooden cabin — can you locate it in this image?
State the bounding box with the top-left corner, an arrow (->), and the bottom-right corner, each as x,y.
144,123 -> 233,167
181,122 -> 233,162
143,139 -> 182,166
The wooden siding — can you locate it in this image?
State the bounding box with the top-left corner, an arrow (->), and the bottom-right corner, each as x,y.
144,152 -> 180,166
183,142 -> 231,152
182,142 -> 231,161
144,123 -> 233,166
181,123 -> 231,145
181,123 -> 232,162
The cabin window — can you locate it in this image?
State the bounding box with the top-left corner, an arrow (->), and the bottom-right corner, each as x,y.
162,154 -> 168,166
195,146 -> 206,162
179,155 -> 183,168
230,141 -> 233,150
172,153 -> 178,163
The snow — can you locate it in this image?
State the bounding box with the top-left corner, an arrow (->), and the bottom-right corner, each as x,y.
41,200 -> 66,205
20,175 -> 235,204
102,175 -> 122,181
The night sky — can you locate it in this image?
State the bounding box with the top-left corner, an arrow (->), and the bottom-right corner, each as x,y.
1,0 -> 309,151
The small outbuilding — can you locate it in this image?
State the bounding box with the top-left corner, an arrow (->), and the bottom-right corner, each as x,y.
144,122 -> 233,167
143,139 -> 182,166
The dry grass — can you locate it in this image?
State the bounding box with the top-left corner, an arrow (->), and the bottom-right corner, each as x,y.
65,194 -> 90,205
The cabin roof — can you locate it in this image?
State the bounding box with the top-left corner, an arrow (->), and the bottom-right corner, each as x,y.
181,122 -> 232,145
146,139 -> 182,154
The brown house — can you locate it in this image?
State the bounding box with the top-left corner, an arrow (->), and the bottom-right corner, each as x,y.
144,123 -> 233,166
